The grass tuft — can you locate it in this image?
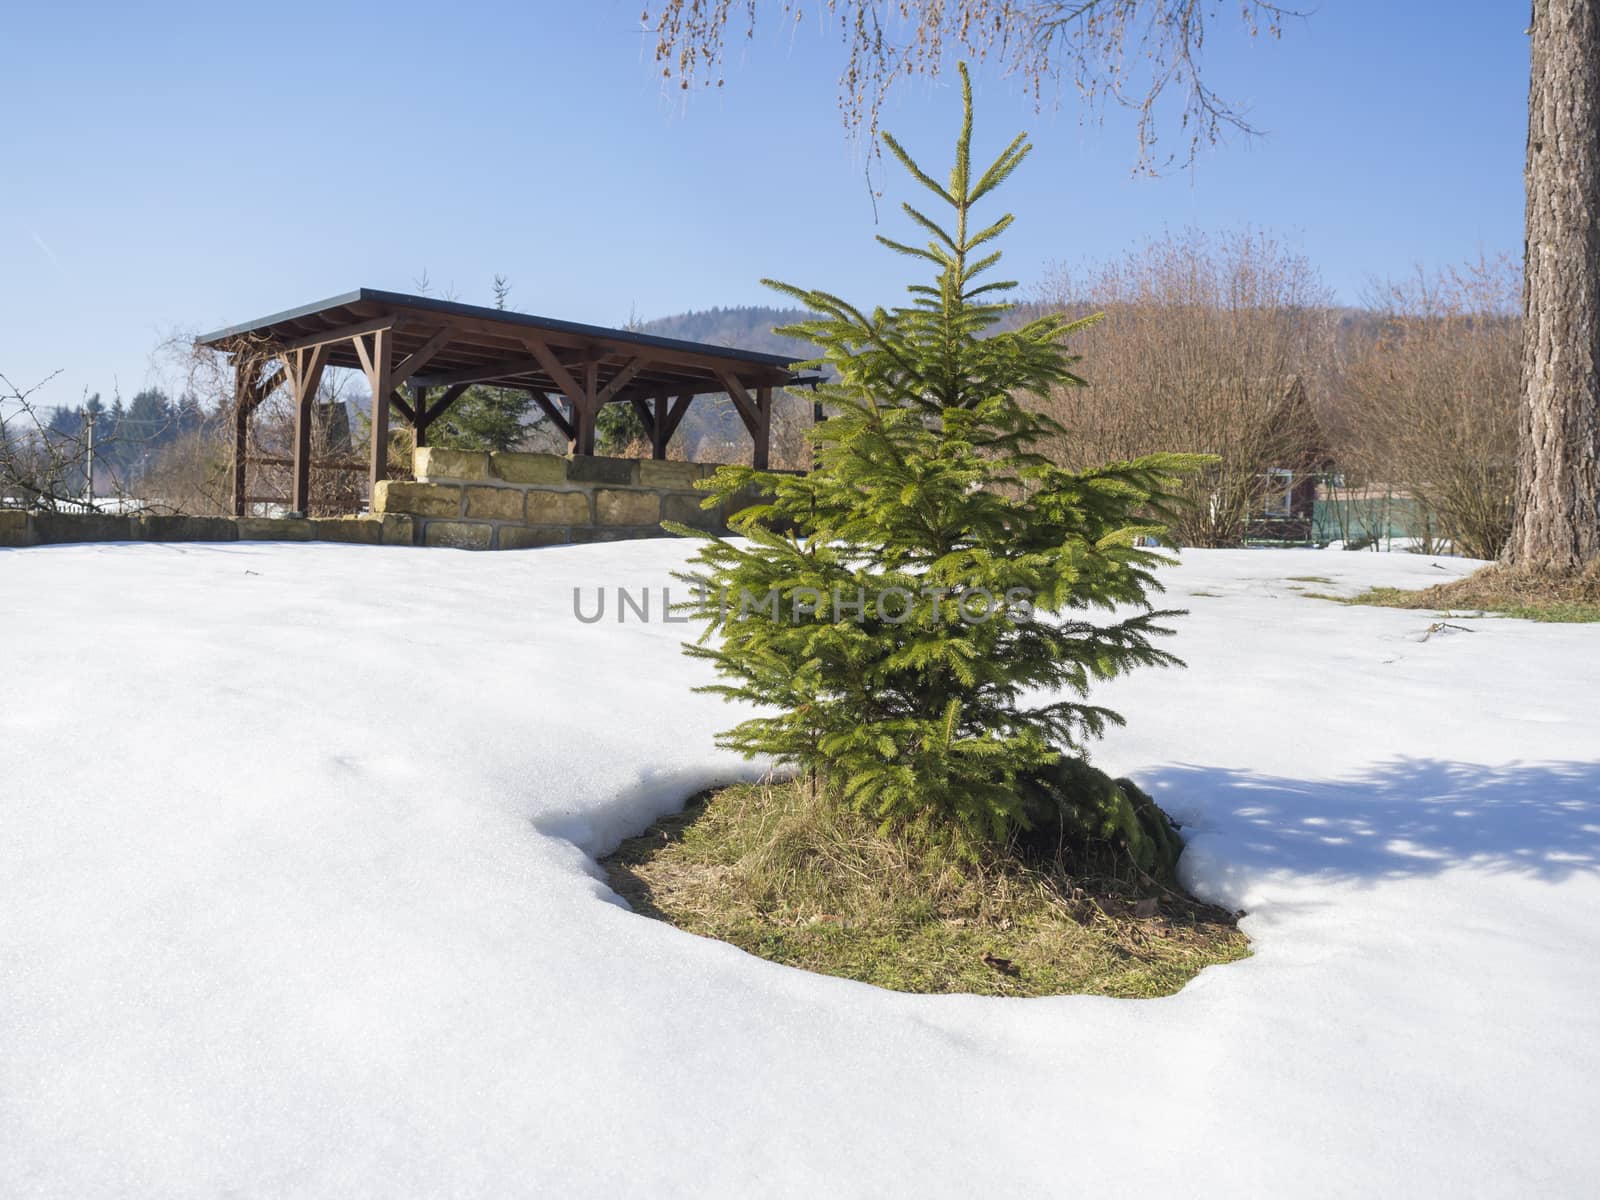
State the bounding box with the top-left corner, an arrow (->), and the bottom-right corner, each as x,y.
1329,562 -> 1600,623
603,778 -> 1248,998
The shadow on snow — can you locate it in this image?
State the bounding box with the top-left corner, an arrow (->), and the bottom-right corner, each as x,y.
1142,759 -> 1600,886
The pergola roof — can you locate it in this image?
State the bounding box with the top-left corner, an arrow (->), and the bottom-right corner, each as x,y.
205,288 -> 809,517
197,288 -> 804,398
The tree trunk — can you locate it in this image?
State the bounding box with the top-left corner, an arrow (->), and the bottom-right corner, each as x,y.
1507,0 -> 1600,569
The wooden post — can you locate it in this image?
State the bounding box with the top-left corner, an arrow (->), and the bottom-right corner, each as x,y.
232,362 -> 251,517
413,386 -> 431,448
659,392 -> 693,458
753,384 -> 772,470
290,345 -> 329,514
718,371 -> 771,470
651,391 -> 668,459
574,359 -> 598,456
361,328 -> 395,502
231,355 -> 283,516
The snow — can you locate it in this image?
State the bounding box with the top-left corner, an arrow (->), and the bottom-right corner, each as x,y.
2,540 -> 1596,1198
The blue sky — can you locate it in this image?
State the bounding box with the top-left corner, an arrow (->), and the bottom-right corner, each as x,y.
3,1 -> 1528,407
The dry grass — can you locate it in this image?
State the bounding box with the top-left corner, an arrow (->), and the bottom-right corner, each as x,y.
1345,562 -> 1600,623
603,778 -> 1249,998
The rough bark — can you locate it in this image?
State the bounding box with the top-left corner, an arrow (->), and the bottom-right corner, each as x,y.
1508,0 -> 1600,569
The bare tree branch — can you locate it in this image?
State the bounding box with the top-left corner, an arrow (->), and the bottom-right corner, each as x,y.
641,0 -> 1299,172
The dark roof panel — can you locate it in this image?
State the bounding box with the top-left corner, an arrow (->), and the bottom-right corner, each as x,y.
197,288 -> 802,373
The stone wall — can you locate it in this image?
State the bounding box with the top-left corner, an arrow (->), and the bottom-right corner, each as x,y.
0,509 -> 415,550
371,448 -> 734,550
1,450 -> 759,552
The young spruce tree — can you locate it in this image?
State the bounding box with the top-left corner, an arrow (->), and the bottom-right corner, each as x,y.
674,66 -> 1206,874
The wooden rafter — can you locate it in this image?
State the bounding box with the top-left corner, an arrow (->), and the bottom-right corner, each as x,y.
280,314 -> 398,354
415,354 -> 545,390
630,395 -> 657,439
351,331 -> 377,379
244,365 -> 286,413
523,337 -> 587,405
424,383 -> 471,427
596,355 -> 649,405
717,369 -> 760,432
391,323 -> 458,383
659,392 -> 693,446
528,391 -> 575,440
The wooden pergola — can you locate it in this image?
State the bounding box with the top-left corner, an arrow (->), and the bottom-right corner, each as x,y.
196,289 -> 808,515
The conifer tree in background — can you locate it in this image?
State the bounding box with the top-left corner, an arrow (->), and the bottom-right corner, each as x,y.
674,65 -> 1206,873
429,386 -> 532,452
598,307 -> 651,453
430,274 -> 535,451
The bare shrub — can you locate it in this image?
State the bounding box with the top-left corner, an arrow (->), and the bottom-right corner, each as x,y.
1038,229 -> 1333,546
1,373 -> 148,512
1336,257 -> 1520,561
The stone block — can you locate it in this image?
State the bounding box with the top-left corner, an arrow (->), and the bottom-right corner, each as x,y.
310,518 -> 383,545
423,520 -> 493,549
0,510 -> 36,547
237,517 -> 315,541
29,512 -> 136,544
595,488 -> 662,526
496,526 -> 571,550
465,485 -> 526,522
414,447 -> 492,481
525,489 -> 592,526
567,455 -> 638,485
662,492 -> 724,532
372,480 -> 462,518
380,515 -> 417,546
638,459 -> 701,488
136,515 -> 239,542
570,526 -> 668,544
491,451 -> 567,485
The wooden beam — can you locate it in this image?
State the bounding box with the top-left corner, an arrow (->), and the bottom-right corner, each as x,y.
408,346 -> 742,397
631,394 -> 657,437
412,387 -> 431,448
389,391 -> 416,426
412,355 -> 542,390
420,383 -> 471,436
717,370 -> 761,434
635,392 -> 670,460
280,314 -> 398,354
659,392 -> 693,450
351,331 -> 376,379
390,323 -> 458,384
245,365 -> 285,413
528,391 -> 574,441
596,355 -> 649,406
523,337 -> 587,406
364,327 -> 394,496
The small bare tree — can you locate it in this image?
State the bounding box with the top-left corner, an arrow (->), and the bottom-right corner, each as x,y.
0,373 -> 146,512
1038,228 -> 1331,545
1336,257 -> 1521,561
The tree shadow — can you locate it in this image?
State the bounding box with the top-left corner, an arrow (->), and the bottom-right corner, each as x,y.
1140,759 -> 1600,886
